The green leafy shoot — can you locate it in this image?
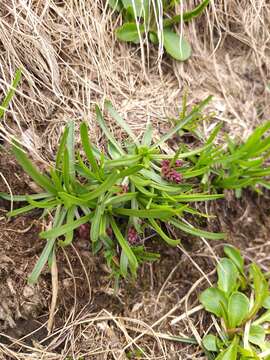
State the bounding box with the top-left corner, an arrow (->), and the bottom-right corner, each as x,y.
110,0 -> 210,61
200,246 -> 270,359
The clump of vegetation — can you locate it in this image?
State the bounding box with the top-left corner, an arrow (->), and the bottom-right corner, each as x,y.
109,0 -> 210,61
1,96 -> 225,284
200,245 -> 270,359
1,89 -> 270,286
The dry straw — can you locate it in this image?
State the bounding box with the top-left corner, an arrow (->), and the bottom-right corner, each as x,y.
0,0 -> 270,358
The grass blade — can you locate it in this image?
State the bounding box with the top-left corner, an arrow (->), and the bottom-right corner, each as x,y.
0,68 -> 22,119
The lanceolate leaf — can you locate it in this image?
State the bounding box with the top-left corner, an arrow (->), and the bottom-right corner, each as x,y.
149,218 -> 180,246
40,213 -> 92,239
151,96 -> 212,149
170,219 -> 225,240
12,143 -> 56,194
95,105 -> 124,155
0,68 -> 22,119
163,0 -> 210,27
105,100 -> 139,144
110,217 -> 138,276
80,122 -> 99,173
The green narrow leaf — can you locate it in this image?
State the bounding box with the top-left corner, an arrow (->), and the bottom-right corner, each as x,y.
95,105 -> 124,155
58,206 -> 76,247
80,122 -> 99,173
141,121 -> 153,146
0,68 -> 22,119
55,126 -> 69,171
228,292 -> 249,328
105,100 -> 139,144
170,219 -> 225,240
113,207 -> 175,219
90,202 -> 104,242
163,28 -> 191,61
7,204 -> 36,217
26,197 -> 59,209
12,143 -> 56,194
105,192 -> 138,206
0,192 -> 51,202
110,217 -> 138,276
120,250 -> 129,278
63,148 -> 70,190
40,213 -> 92,239
66,121 -> 75,182
28,206 -> 67,284
217,258 -> 239,296
151,96 -> 212,149
80,170 -> 120,201
148,218 -> 180,246
164,0 -> 210,27
249,263 -> 269,318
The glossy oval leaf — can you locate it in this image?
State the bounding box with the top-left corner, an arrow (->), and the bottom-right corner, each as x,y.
199,287 -> 228,318
116,23 -> 145,43
224,245 -> 244,275
249,325 -> 265,347
202,334 -> 219,352
228,292 -> 249,328
217,258 -> 239,296
163,29 -> 191,61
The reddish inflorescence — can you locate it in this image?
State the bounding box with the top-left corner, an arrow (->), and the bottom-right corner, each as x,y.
118,184 -> 129,194
161,159 -> 183,184
77,223 -> 90,240
127,226 -> 139,245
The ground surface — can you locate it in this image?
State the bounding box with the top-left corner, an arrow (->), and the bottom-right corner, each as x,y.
0,0 -> 270,359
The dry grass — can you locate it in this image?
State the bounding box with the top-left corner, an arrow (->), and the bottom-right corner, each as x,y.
0,0 -> 270,359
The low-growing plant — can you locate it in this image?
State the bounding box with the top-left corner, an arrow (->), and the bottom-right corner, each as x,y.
109,0 -> 209,61
200,245 -> 270,359
190,123 -> 270,195
0,69 -> 22,121
0,95 -> 225,284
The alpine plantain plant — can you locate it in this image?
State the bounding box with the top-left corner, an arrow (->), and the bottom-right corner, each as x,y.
200,245 -> 270,360
109,0 -> 210,61
0,95 -> 225,284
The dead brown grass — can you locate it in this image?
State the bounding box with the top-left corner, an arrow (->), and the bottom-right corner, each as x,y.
0,0 -> 270,359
